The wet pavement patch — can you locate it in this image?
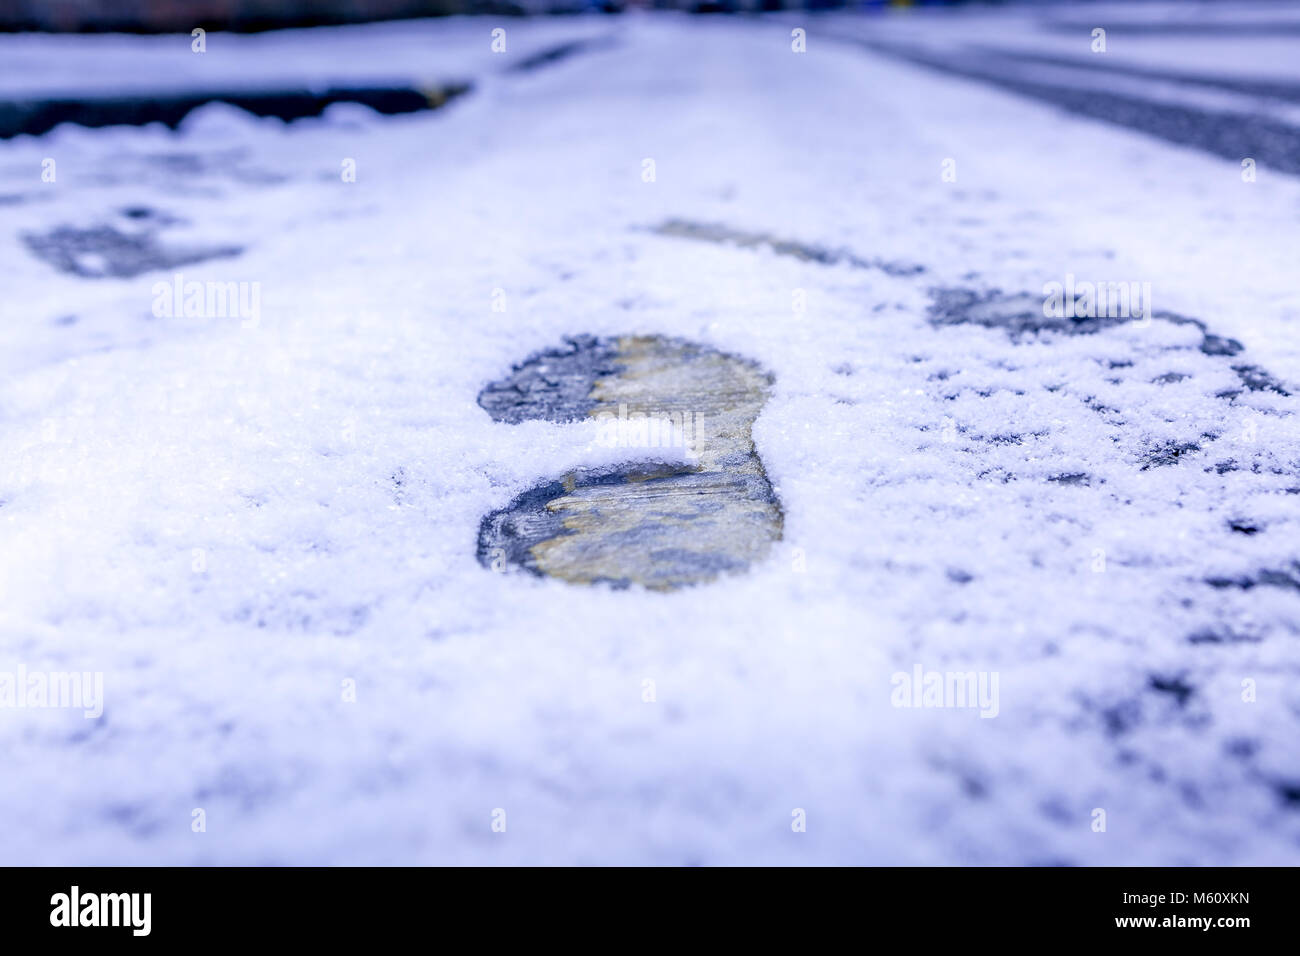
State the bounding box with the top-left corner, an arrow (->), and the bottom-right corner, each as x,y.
0,84 -> 471,139
927,288 -> 1229,346
859,39 -> 1300,176
1140,439 -> 1202,470
506,37 -> 618,74
1223,364 -> 1290,397
1205,564 -> 1300,593
651,219 -> 925,276
928,288 -> 1137,338
477,334 -> 783,590
1188,628 -> 1261,646
928,287 -> 1291,398
977,44 -> 1300,104
1148,674 -> 1196,708
22,223 -> 243,278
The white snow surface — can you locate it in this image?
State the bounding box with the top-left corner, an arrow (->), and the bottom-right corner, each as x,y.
1,11 -> 1299,865
0,16 -> 616,97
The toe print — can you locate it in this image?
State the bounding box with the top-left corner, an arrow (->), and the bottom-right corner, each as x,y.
477,334 -> 783,590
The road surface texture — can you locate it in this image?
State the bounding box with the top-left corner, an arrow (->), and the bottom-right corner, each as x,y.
1,4 -> 1299,864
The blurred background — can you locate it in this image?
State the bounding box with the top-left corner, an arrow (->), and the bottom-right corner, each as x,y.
3,0 -> 1042,33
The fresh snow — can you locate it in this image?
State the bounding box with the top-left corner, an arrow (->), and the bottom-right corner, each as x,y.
1,10 -> 1298,865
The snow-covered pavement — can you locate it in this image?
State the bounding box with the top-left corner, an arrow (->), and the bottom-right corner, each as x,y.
2,8 -> 1299,864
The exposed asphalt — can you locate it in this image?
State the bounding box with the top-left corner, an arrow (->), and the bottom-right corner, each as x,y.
852,38 -> 1300,176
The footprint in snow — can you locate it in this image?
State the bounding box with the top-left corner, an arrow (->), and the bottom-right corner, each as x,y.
476,334 -> 784,590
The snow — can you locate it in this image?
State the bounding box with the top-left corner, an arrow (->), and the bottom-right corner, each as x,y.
0,15 -> 618,97
1,10 -> 1299,864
